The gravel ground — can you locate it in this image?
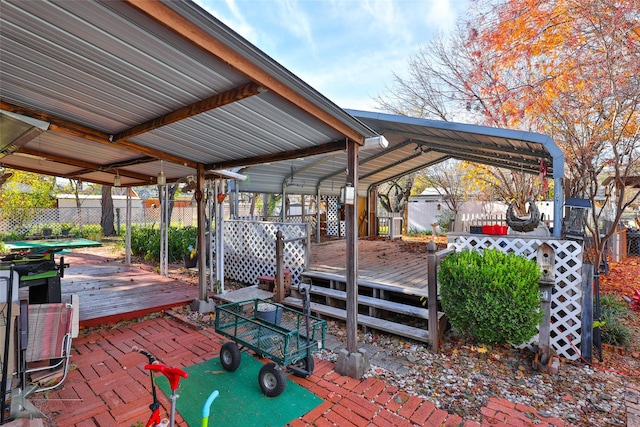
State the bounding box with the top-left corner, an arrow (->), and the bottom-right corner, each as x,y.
181,307 -> 636,427
78,244 -> 640,427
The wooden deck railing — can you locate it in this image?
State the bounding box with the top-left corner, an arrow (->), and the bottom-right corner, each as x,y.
283,242 -> 454,352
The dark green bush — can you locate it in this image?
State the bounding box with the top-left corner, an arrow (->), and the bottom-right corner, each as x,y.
128,226 -> 197,262
438,248 -> 543,345
598,293 -> 632,348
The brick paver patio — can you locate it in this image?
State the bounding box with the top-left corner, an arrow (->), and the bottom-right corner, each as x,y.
32,315 -> 576,427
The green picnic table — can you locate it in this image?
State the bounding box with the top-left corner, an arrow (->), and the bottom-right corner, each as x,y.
2,238 -> 102,252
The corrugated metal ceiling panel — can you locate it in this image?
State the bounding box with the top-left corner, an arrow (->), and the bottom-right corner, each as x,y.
235,110 -> 563,196
1,0 -> 562,198
131,93 -> 346,165
1,1 -> 247,132
1,0 -> 374,188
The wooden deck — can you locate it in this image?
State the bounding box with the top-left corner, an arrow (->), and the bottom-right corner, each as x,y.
291,237 -> 447,343
308,238 -> 435,290
42,238 -> 435,330
55,249 -> 205,328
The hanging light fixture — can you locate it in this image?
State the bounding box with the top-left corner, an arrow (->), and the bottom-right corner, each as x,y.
157,160 -> 166,185
114,169 -> 121,187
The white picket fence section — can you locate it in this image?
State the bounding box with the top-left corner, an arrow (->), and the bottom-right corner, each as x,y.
224,220 -> 310,287
451,235 -> 584,361
455,212 -> 507,231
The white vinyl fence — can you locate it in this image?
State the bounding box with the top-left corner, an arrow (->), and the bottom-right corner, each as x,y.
224,220 -> 310,287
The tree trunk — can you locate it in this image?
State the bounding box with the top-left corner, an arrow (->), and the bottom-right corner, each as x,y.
101,185 -> 116,236
249,193 -> 257,216
73,179 -> 83,232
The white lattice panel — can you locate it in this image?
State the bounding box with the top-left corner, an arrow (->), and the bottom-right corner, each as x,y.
326,196 -> 341,236
224,220 -> 308,287
452,235 -> 583,360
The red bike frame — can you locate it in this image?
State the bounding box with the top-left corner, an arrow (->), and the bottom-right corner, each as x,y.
133,347 -> 188,427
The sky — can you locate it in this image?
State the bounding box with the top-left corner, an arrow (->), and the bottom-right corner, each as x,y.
195,0 -> 469,112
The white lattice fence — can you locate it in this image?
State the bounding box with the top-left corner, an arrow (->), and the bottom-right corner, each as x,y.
224,220 -> 309,287
452,235 -> 584,360
326,196 -> 345,236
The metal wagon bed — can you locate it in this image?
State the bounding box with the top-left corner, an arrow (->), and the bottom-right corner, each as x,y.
214,297 -> 327,397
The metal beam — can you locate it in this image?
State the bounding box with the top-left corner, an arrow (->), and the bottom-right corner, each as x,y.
111,82 -> 262,142
367,156 -> 453,191
0,101 -> 199,169
126,0 -> 366,144
316,139 -> 416,185
207,139 -> 347,170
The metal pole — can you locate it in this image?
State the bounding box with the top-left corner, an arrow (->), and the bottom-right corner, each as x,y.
160,185 -> 168,277
197,164 -> 207,301
125,188 -> 132,265
216,179 -> 225,293
208,182 -> 215,293
346,139 -> 358,354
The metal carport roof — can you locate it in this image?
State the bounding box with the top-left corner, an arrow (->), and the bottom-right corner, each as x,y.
1,0 -> 564,199
0,0 -> 565,231
0,0 -> 375,186
236,110 -> 565,197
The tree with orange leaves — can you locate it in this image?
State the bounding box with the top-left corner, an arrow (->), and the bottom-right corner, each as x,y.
470,0 -> 640,264
379,0 -> 640,266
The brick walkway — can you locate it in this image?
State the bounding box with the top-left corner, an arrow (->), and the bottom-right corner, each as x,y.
31,315 -> 581,427
627,383 -> 640,427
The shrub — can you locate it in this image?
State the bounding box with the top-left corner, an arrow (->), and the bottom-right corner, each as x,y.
128,226 -> 198,262
436,209 -> 455,233
598,293 -> 632,348
438,248 -> 543,345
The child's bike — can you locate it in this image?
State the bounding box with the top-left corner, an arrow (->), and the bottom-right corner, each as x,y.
132,347 -> 188,427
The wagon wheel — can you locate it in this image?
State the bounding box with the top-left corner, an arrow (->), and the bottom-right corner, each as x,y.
220,342 -> 241,372
258,363 -> 287,397
506,200 -> 541,232
290,354 -> 314,378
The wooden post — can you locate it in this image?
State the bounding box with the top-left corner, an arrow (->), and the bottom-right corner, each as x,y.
536,243 -> 555,365
315,190 -> 321,244
427,240 -> 439,353
275,230 -> 284,303
368,187 -> 376,237
580,263 -> 594,363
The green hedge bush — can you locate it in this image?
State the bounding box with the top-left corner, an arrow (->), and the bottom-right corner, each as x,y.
128,226 -> 197,262
438,248 -> 543,345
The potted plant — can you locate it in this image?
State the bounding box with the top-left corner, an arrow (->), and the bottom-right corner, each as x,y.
184,244 -> 197,268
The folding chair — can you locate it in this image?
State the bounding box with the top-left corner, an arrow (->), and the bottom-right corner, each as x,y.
10,295 -> 78,419
24,296 -> 77,393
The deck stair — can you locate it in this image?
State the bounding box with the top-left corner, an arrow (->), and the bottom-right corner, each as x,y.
282,270 -> 447,344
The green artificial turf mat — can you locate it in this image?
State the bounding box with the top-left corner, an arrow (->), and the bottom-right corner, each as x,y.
156,352 -> 323,427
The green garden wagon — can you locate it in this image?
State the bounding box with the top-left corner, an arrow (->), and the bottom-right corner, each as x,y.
214,296 -> 326,397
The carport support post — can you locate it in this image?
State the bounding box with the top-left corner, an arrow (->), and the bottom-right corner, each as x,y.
427,240 -> 439,353
191,164 -> 215,314
125,187 -> 132,265
336,139 -> 370,379
197,165 -> 208,301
